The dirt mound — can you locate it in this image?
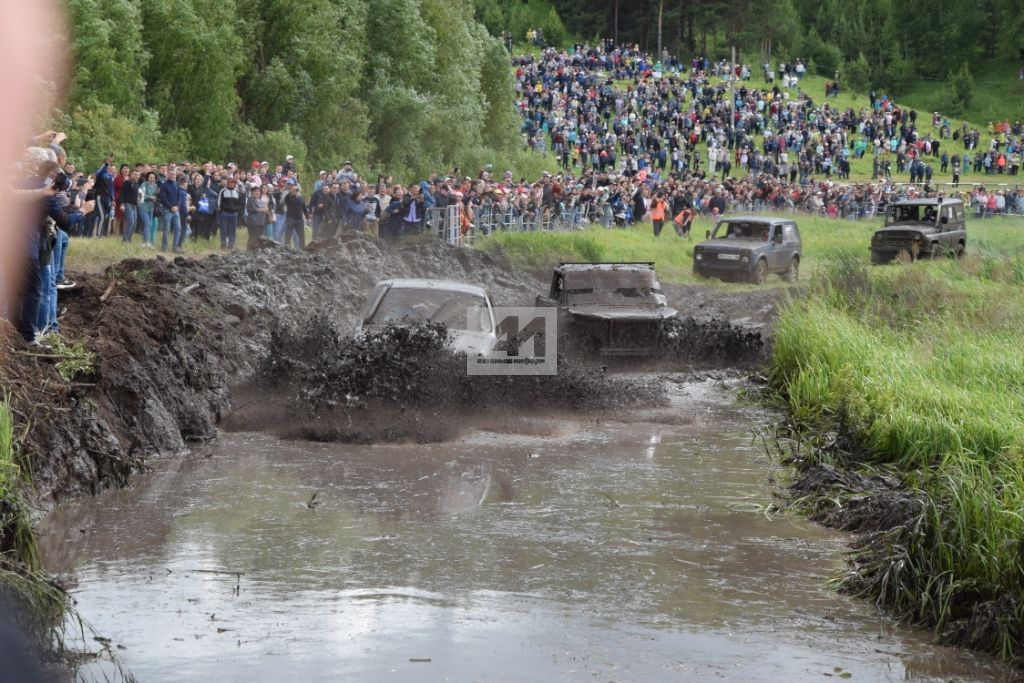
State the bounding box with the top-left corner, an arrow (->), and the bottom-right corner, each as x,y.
6,236 -> 542,504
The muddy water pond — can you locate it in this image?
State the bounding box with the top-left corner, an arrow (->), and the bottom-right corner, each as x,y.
39,378 -> 1010,682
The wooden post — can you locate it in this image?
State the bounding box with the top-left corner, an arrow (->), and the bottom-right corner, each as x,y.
614,0 -> 619,44
657,0 -> 664,61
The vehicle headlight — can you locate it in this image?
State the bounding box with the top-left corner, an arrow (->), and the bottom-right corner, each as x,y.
695,253 -> 702,260
740,255 -> 749,263
914,235 -> 923,243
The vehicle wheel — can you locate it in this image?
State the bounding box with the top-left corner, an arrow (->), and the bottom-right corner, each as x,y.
750,259 -> 767,285
782,258 -> 799,283
930,242 -> 946,259
955,243 -> 965,259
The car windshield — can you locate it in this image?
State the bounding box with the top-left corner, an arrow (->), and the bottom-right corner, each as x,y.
367,288 -> 492,332
886,204 -> 939,225
562,269 -> 665,305
712,221 -> 772,241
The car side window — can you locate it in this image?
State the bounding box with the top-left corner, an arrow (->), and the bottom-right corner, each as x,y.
954,205 -> 964,222
783,224 -> 797,242
551,273 -> 562,300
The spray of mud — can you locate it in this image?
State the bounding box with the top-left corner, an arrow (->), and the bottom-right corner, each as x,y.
229,315 -> 669,442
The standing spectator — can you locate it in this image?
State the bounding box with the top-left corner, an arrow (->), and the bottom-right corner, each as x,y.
158,171 -> 183,253
649,191 -> 667,236
401,183 -> 425,236
283,183 -> 308,248
312,182 -> 339,239
119,167 -> 140,243
93,157 -> 115,236
112,164 -> 129,237
139,171 -> 158,247
189,173 -> 216,241
383,185 -> 405,240
272,177 -> 288,243
217,176 -> 242,250
245,183 -> 272,247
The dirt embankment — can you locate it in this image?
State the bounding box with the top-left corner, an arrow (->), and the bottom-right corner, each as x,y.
2,234 -> 771,506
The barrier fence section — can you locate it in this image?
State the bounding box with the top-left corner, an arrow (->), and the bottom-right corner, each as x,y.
425,184 -> 1023,245
427,201 -> 616,246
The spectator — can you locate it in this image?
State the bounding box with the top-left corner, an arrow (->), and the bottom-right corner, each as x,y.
158,171 -> 183,253
217,176 -> 242,250
119,167 -> 140,243
282,183 -> 308,248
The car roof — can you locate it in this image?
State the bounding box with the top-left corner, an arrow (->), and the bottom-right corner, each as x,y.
374,278 -> 488,296
556,262 -> 655,273
717,215 -> 792,223
891,198 -> 964,206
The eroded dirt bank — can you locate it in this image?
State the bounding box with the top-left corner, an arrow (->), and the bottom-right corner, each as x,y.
2,234 -> 776,506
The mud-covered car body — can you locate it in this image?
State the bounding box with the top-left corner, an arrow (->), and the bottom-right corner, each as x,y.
535,262 -> 678,356
870,198 -> 966,263
693,216 -> 802,284
355,279 -> 497,354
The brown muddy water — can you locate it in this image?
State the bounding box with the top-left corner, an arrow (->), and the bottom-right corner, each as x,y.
38,378 -> 1011,682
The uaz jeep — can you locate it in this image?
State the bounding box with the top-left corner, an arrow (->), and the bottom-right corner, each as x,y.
535,262 -> 678,356
870,198 -> 966,263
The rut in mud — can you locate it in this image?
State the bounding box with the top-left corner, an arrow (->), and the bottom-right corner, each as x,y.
2,234 -> 771,505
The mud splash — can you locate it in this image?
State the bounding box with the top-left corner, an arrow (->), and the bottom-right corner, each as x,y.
233,314 -> 670,443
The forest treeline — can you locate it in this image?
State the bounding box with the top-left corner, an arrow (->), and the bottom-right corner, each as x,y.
477,0 -> 1024,92
61,0 -> 1022,175
62,0 -> 523,178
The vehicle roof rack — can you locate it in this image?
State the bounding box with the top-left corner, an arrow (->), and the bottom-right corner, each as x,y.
558,261 -> 655,266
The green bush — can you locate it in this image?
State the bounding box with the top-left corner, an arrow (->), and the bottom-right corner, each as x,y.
844,52 -> 871,93
945,62 -> 974,116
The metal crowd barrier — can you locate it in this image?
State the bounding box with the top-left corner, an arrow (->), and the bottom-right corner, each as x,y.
426,202 -> 617,245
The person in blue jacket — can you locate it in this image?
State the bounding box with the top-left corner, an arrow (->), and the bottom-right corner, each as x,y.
157,172 -> 183,253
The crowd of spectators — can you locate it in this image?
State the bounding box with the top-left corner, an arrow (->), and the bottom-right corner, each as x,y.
512,43 -> 1023,190
7,43 -> 1024,349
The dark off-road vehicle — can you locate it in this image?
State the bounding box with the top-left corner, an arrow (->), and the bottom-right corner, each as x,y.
693,216 -> 802,284
870,198 -> 967,263
535,262 -> 678,356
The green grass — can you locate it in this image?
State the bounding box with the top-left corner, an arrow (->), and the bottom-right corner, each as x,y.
899,59 -> 1024,127
478,214 -> 1024,284
770,251 -> 1024,663
68,234 -> 254,273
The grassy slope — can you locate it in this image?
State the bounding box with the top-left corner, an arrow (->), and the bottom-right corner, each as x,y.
771,251 -> 1024,663
899,59 -> 1024,126
478,214 -> 1024,285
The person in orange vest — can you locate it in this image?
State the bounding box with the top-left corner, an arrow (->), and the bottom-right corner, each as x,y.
650,191 -> 667,236
673,207 -> 695,238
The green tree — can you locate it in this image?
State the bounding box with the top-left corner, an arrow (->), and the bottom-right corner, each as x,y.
945,62 -> 974,115
237,0 -> 370,169
139,0 -> 244,160
65,0 -> 149,112
844,52 -> 872,92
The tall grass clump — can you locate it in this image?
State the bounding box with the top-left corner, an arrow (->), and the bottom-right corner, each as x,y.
771,252 -> 1024,663
0,397 -> 71,658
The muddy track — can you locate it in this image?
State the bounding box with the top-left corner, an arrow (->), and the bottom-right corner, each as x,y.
1,234 -> 774,506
